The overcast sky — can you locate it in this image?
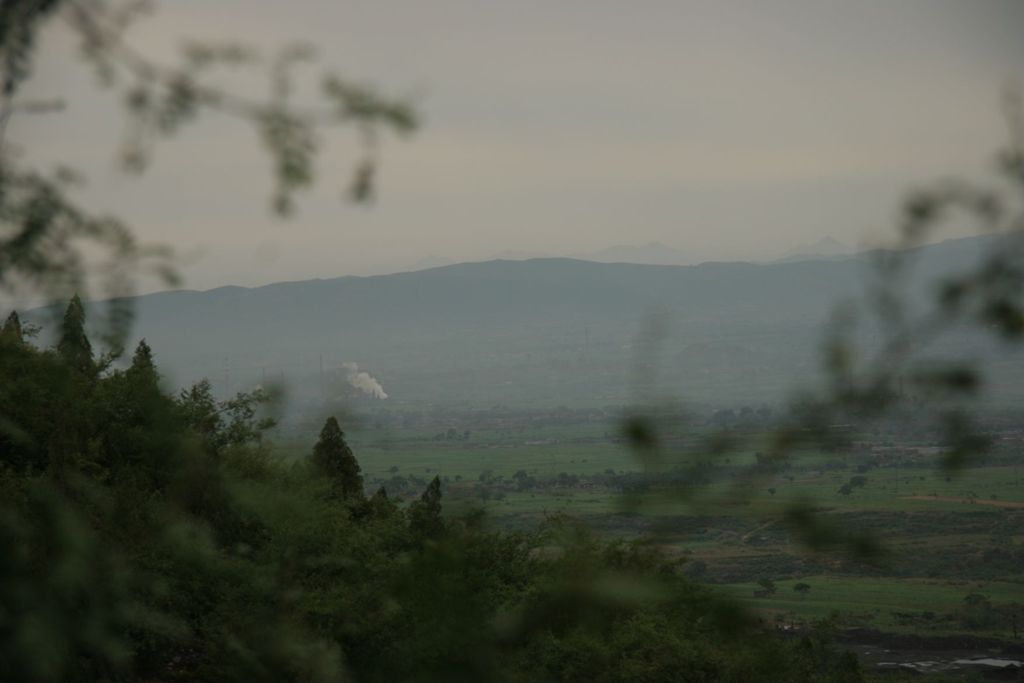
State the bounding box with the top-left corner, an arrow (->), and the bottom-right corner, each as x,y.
12,0 -> 1024,293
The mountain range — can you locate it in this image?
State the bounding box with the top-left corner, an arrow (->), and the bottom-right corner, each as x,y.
773,236 -> 855,263
404,237 -> 855,273
403,242 -> 694,272
26,234 -> 1022,411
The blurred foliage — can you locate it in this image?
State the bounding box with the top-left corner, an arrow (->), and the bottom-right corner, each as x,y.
1,0 -> 417,323
2,1 -> 1023,681
3,0 -> 416,212
620,89 -> 1024,562
0,310 -> 868,681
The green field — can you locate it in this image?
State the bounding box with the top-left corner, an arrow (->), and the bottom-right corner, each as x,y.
719,576 -> 1024,637
275,416 -> 1024,641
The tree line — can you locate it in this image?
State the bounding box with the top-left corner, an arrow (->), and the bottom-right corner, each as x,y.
0,297 -> 865,682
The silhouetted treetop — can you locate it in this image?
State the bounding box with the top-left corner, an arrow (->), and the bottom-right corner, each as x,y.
408,475 -> 444,539
1,311 -> 22,344
311,416 -> 364,499
57,294 -> 93,374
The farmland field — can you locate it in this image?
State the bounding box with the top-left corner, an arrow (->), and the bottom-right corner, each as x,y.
273,409 -> 1024,644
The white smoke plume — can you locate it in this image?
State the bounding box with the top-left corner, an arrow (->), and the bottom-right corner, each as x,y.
342,362 -> 388,399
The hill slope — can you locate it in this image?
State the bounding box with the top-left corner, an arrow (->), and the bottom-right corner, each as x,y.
29,234 -> 1020,409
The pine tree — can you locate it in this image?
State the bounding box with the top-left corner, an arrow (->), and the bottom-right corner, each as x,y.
311,416 -> 364,499
130,339 -> 155,371
408,475 -> 444,539
365,485 -> 398,519
128,339 -> 159,384
1,311 -> 23,344
57,294 -> 94,374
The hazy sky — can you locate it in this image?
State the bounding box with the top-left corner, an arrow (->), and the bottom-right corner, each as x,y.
12,0 -> 1024,292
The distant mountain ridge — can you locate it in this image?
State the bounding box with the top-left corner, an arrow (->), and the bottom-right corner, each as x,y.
773,236 -> 856,263
25,233 -> 1018,410
402,236 -> 873,274
400,242 -> 692,273
580,242 -> 691,265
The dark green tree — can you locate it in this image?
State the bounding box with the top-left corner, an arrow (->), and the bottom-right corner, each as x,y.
311,416 -> 364,499
1,311 -> 23,344
57,294 -> 93,374
176,379 -> 222,446
0,327 -> 63,472
408,475 -> 444,539
794,582 -> 811,599
95,339 -> 180,483
175,379 -> 276,455
365,485 -> 401,520
124,339 -> 160,396
129,339 -> 156,375
220,389 -> 276,449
